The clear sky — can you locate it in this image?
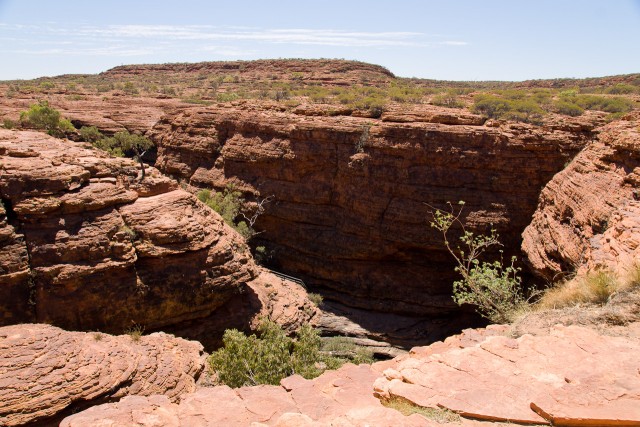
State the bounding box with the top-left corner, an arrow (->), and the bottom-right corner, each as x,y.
1,0 -> 639,81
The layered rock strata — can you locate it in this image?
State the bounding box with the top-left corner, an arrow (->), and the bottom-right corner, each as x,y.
0,128 -> 256,333
59,322 -> 640,426
523,113 -> 640,280
0,323 -> 205,427
150,102 -> 593,316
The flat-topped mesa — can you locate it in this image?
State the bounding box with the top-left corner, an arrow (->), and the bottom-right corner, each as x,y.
0,128 -> 257,333
523,112 -> 640,280
150,101 -> 595,317
102,59 -> 395,86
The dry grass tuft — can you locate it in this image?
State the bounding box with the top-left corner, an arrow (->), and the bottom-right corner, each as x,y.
537,269 -> 618,310
382,397 -> 461,423
537,264 -> 640,311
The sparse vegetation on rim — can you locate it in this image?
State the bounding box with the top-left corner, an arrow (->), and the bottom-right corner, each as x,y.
430,201 -> 536,324
3,60 -> 636,129
208,319 -> 373,388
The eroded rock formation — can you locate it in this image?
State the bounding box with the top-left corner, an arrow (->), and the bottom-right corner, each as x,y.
150,102 -> 594,317
59,321 -> 640,426
0,323 -> 205,427
0,128 -> 256,333
523,113 -> 640,280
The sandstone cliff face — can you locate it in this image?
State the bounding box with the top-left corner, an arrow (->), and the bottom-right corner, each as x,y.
0,323 -> 205,426
522,114 -> 640,280
0,128 -> 256,333
151,102 -> 593,316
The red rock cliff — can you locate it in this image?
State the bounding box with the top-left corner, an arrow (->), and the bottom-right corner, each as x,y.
0,128 -> 256,333
523,113 -> 640,280
150,102 -> 593,316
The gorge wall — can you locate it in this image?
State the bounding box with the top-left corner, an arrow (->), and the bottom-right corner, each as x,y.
0,128 -> 258,335
150,102 -> 595,318
523,113 -> 640,280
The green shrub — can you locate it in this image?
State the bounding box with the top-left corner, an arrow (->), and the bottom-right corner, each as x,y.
431,90 -> 464,108
2,119 -> 17,129
604,83 -> 636,95
209,320 -> 319,387
92,130 -> 154,179
554,101 -> 584,117
430,201 -> 530,323
472,94 -> 513,119
308,292 -> 323,306
19,101 -> 75,137
93,130 -> 152,158
209,320 -> 374,388
217,92 -> 240,102
472,93 -> 545,123
123,82 -> 139,95
79,126 -> 104,143
197,185 -> 256,239
575,95 -> 633,113
320,337 -> 374,366
382,397 -> 461,423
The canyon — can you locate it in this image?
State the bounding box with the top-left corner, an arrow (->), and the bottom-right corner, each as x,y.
1,59 -> 640,425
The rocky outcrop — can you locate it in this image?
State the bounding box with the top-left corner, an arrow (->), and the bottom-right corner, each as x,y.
0,323 -> 205,427
103,59 -> 395,86
60,322 -> 640,426
522,114 -> 640,280
62,364 -> 428,427
0,128 -> 256,334
0,91 -> 187,135
374,323 -> 640,425
150,102 -> 593,317
167,267 -> 321,350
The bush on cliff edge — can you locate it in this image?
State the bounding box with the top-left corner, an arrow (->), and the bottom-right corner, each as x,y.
430,201 -> 532,323
208,319 -> 373,388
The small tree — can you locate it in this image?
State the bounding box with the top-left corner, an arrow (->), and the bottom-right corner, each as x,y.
94,130 -> 153,180
197,185 -> 273,240
430,201 -> 527,323
19,100 -> 75,137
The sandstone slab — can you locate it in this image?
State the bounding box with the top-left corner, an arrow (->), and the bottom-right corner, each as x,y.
374,324 -> 640,425
62,364 -> 431,427
0,323 -> 205,426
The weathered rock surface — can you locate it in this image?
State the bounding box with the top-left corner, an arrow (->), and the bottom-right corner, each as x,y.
0,323 -> 205,426
62,364 -> 430,427
150,102 -> 593,317
374,324 -> 640,425
0,200 -> 31,324
0,128 -> 257,334
61,322 -> 640,426
523,113 -> 640,280
168,267 -> 321,350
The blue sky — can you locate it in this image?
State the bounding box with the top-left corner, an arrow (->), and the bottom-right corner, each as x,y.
0,0 -> 639,81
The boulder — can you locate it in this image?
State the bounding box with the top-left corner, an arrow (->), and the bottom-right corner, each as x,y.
0,323 -> 205,426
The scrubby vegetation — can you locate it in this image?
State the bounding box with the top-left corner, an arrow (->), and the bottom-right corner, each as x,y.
382,397 -> 461,423
79,127 -> 153,179
2,64 -> 637,129
197,186 -> 256,239
208,319 -> 373,388
18,101 -> 75,137
430,201 -> 532,323
537,264 -> 640,310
